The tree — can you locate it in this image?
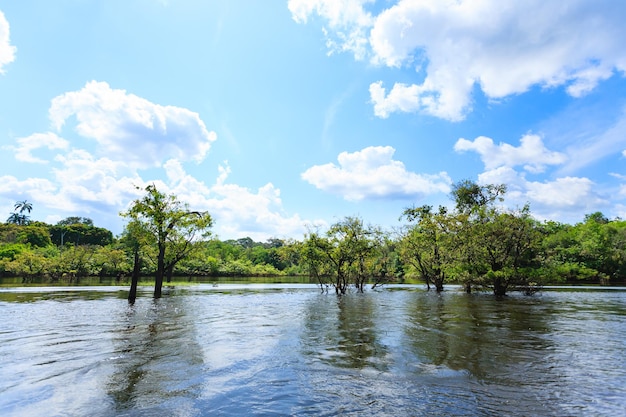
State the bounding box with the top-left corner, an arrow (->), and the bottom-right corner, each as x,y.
122,184 -> 213,298
119,220 -> 150,303
451,180 -> 540,296
400,205 -> 455,291
451,180 -> 506,214
50,223 -> 113,247
14,200 -> 32,215
7,200 -> 33,225
302,216 -> 379,294
472,206 -> 540,296
16,224 -> 52,247
57,217 -> 94,227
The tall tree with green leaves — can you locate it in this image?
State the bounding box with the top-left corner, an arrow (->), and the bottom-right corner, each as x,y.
302,216 -> 378,294
400,205 -> 456,291
451,180 -> 540,295
122,184 -> 213,298
473,205 -> 540,296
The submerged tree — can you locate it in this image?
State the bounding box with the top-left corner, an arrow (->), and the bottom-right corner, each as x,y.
400,205 -> 456,292
119,220 -> 149,303
451,180 -> 540,296
122,184 -> 213,298
302,216 -> 379,294
472,205 -> 540,296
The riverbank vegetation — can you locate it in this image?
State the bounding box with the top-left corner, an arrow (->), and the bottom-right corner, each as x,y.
2,181 -> 626,297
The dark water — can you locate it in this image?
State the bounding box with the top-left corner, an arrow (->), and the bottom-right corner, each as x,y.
1,284 -> 625,416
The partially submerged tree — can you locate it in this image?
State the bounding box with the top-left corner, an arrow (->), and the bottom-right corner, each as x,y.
400,205 -> 456,292
122,184 -> 213,299
302,216 -> 379,294
471,205 -> 540,296
451,180 -> 540,296
119,220 -> 149,303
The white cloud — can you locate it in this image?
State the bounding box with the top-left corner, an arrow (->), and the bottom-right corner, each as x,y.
456,134 -> 607,222
477,166 -> 525,192
1,154 -> 313,240
288,0 -> 373,59
49,81 -> 217,168
475,167 -> 607,222
161,161 -> 315,240
0,176 -> 57,200
525,177 -> 599,208
293,0 -> 626,120
51,150 -> 141,209
3,81 -> 314,239
301,145 -> 451,201
454,134 -> 567,173
13,133 -> 70,163
0,11 -> 16,74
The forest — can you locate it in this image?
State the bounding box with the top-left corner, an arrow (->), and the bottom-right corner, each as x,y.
1,181 -> 626,297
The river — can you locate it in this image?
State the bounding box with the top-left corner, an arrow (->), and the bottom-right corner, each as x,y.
1,284 -> 625,416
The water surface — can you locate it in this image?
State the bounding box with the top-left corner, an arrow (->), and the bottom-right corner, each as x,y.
1,284 -> 625,416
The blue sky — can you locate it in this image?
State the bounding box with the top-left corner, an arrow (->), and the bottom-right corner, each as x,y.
1,0 -> 626,241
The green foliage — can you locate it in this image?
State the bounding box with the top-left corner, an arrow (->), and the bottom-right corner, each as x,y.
57,217 -> 94,226
451,180 -> 506,214
302,216 -> 381,294
49,224 -> 113,247
0,243 -> 29,261
4,186 -> 626,292
400,205 -> 456,291
17,224 -> 52,247
121,184 -> 213,297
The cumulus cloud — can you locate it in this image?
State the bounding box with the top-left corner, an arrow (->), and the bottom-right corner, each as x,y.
3,82 -> 312,239
292,0 -> 626,120
13,132 -> 70,163
456,134 -> 607,221
301,145 -> 451,201
49,81 -> 217,168
454,134 -> 567,173
288,0 -> 373,59
160,160 -> 315,240
51,150 -> 141,209
525,177 -> 599,208
475,167 -> 607,222
0,11 -> 16,73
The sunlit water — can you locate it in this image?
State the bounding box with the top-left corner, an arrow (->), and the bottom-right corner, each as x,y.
1,284 -> 625,416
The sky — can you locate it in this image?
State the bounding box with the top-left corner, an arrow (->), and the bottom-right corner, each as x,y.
1,0 -> 626,241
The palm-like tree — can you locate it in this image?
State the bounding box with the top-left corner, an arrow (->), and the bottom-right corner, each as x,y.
7,200 -> 32,225
7,212 -> 23,225
14,200 -> 33,214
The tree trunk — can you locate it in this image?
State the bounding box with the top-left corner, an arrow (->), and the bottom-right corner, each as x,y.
128,249 -> 140,304
166,264 -> 174,283
154,245 -> 165,299
493,276 -> 507,297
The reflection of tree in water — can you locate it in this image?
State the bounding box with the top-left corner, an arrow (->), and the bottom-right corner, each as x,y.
106,292 -> 206,413
303,293 -> 389,371
405,292 -> 555,381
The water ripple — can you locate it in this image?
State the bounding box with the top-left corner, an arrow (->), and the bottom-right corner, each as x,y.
1,286 -> 625,416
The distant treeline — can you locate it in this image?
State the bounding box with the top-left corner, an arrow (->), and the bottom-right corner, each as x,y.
2,181 -> 626,296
